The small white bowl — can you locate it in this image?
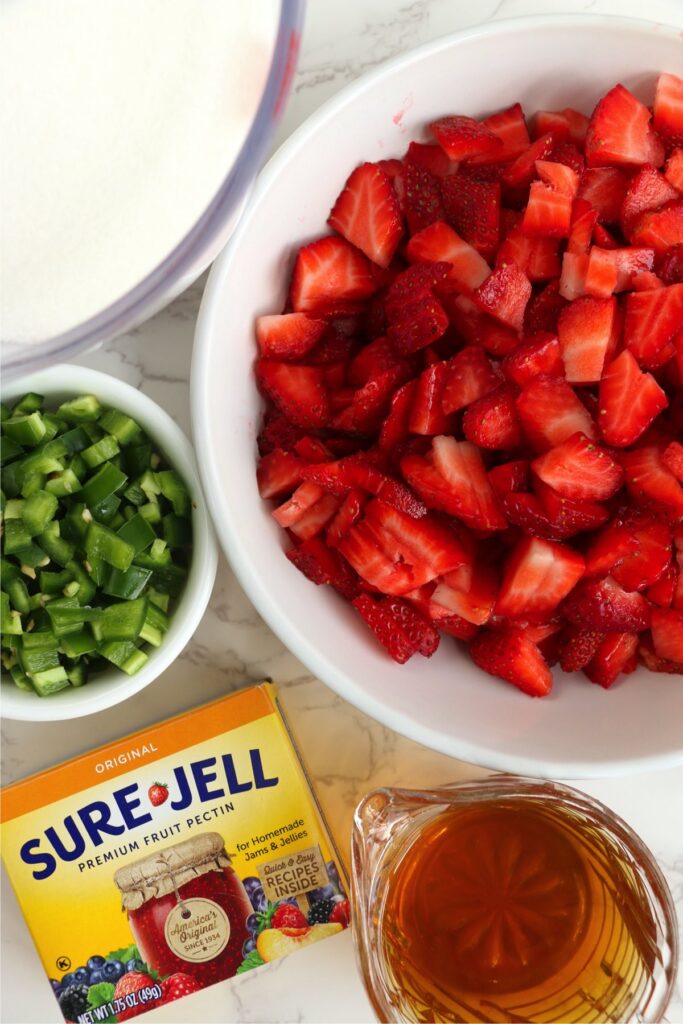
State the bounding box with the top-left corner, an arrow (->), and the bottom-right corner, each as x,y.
192,15 -> 683,777
2,365 -> 217,721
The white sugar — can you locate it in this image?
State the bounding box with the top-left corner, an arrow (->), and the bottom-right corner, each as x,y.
1,0 -> 278,343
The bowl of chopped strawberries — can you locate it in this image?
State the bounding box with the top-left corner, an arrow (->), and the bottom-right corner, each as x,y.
193,14 -> 683,776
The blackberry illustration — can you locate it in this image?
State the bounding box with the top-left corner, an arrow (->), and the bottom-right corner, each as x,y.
58,984 -> 90,1020
308,897 -> 335,924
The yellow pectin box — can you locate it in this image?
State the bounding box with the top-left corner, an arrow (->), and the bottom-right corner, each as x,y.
1,685 -> 349,1023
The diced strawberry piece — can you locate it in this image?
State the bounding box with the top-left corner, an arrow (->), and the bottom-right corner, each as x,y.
532,107 -> 589,145
288,492 -> 339,540
516,376 -> 597,452
256,361 -> 330,429
290,236 -> 377,314
559,251 -> 589,300
406,220 -> 491,294
408,362 -> 451,435
328,162 -> 403,268
524,280 -> 568,333
257,413 -> 305,456
621,446 -> 683,514
586,83 -> 665,168
584,519 -> 639,577
532,432 -> 623,502
444,294 -> 521,355
550,140 -> 586,176
624,282 -> 683,366
376,158 -> 406,211
522,182 -> 572,237
598,350 -> 668,447
463,384 -> 522,450
402,436 -> 507,531
620,165 -> 679,238
379,380 -> 416,455
578,167 -> 629,224
562,575 -> 651,632
385,262 -> 450,354
654,73 -> 683,148
326,488 -> 368,546
647,562 -> 677,607
496,228 -> 561,282
255,313 -> 327,359
664,148 -> 683,191
286,537 -> 359,599
659,244 -> 683,284
272,481 -> 324,528
557,295 -> 616,383
663,441 -> 683,481
584,633 -> 639,688
568,198 -> 598,255
502,333 -> 563,387
535,159 -> 579,197
629,202 -> 683,257
612,519 -> 672,592
502,491 -> 568,541
440,173 -> 501,260
473,264 -> 531,332
593,223 -> 619,248
431,563 -> 498,626
442,346 -> 500,413
404,161 -> 446,235
632,270 -> 665,291
502,134 -> 556,188
469,629 -> 552,697
332,365 -> 409,434
257,449 -> 304,499
495,536 -> 585,619
351,594 -> 419,663
651,607 -> 683,662
489,460 -> 529,497
430,114 -> 503,161
348,336 -> 402,386
639,635 -> 683,673
583,247 -> 619,298
593,247 -> 656,292
405,141 -> 457,178
470,103 -> 531,165
534,479 -> 611,535
558,626 -> 605,672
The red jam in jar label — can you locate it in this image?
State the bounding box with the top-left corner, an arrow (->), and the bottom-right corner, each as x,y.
1,685 -> 349,1022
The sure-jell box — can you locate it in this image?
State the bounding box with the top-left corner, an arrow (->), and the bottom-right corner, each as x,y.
0,684 -> 349,1023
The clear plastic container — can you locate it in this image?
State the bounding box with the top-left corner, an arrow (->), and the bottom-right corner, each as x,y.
1,0 -> 304,382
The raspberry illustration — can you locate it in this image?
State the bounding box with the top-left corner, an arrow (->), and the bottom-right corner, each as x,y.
114,971 -> 158,1021
148,782 -> 169,806
160,972 -> 202,1004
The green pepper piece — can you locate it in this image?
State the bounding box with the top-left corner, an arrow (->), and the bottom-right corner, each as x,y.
45,467 -> 82,498
64,560 -> 97,605
157,470 -> 191,517
20,472 -> 46,499
99,409 -> 143,447
11,393 -> 44,415
39,568 -> 74,595
123,480 -> 146,506
39,523 -> 76,568
3,518 -> 33,554
123,443 -> 152,477
85,521 -> 134,571
1,591 -> 23,635
19,632 -> 60,673
139,470 -> 161,502
57,394 -> 102,423
7,576 -> 31,614
117,512 -> 155,554
3,498 -> 24,519
98,640 -> 148,675
148,587 -> 170,612
23,489 -> 59,536
32,666 -> 70,695
2,412 -> 47,445
138,501 -> 162,525
0,403 -> 10,422
15,543 -> 49,569
44,597 -> 86,637
66,661 -> 87,687
97,597 -> 147,642
81,434 -> 120,469
60,630 -> 98,658
41,413 -> 63,442
162,513 -> 191,548
103,564 -> 152,600
9,664 -> 34,691
80,462 -> 127,507
0,435 -> 24,465
91,493 -> 122,525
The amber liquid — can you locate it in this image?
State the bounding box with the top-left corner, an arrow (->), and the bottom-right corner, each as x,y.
380,800 -> 660,1023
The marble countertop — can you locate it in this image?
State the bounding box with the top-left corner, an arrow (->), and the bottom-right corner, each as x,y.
2,1 -> 683,1021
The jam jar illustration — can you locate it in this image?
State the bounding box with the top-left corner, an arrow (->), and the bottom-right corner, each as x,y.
114,833 -> 252,986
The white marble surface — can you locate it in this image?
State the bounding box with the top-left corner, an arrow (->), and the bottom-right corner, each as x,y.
3,1 -> 683,1022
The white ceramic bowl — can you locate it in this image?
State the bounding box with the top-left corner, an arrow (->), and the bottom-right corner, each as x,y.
2,365 -> 217,721
192,15 -> 683,778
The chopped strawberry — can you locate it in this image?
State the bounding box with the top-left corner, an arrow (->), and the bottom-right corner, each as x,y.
463,383 -> 522,450
578,167 -> 629,223
469,629 -> 552,697
440,172 -> 501,260
442,346 -> 500,413
473,263 -> 531,332
403,161 -> 446,234
470,103 -> 531,164
431,563 -> 498,625
585,83 -> 665,168
620,165 -> 679,237
559,250 -> 589,300
288,492 -> 339,540
562,575 -> 651,632
516,376 -> 597,452
532,107 -> 589,145
550,140 -> 586,176
379,379 -> 416,454
503,133 -> 556,188
612,518 -> 672,592
489,460 -> 529,496
255,313 -> 327,359
301,455 -> 426,519
532,431 -> 623,501
583,247 -> 619,298
445,293 -> 520,354
534,479 -> 610,536
524,280 -> 568,333
584,633 -> 639,688
522,182 -> 573,237
401,436 -> 507,531
598,350 -> 668,447
430,114 -> 503,161
328,162 -> 404,268
256,361 -> 330,429
495,536 -> 584,619
647,562 -> 678,607
352,594 -> 419,663
348,335 -> 403,386
406,221 -> 490,293
659,244 -> 683,284
591,247 -> 656,293
405,141 -> 457,177
654,72 -> 683,148
593,223 -> 619,248
332,365 -> 409,434
502,333 -> 563,387
621,446 -> 683,514
651,607 -> 683,663
286,537 -> 359,599
558,626 -> 604,672
629,202 -> 683,257
558,295 -> 616,382
624,282 -> 683,367
496,227 -> 561,282
568,198 -> 598,254
257,448 -> 304,499
290,235 -> 377,314
664,148 -> 683,191
584,519 -> 640,578
502,491 -> 569,541
408,362 -> 451,435
663,441 -> 683,481
535,159 -> 580,197
385,262 -> 450,354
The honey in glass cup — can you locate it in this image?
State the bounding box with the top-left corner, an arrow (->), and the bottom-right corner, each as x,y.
351,777 -> 678,1023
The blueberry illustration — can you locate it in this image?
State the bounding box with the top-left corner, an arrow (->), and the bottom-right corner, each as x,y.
89,969 -> 104,986
242,876 -> 261,894
102,959 -> 125,982
87,955 -> 105,971
125,958 -> 145,973
50,979 -> 61,991
61,972 -> 75,988
242,937 -> 257,957
326,861 -> 341,890
245,912 -> 260,934
309,884 -> 336,902
73,967 -> 90,985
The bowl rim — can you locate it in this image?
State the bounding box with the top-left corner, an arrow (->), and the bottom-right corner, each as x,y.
1,0 -> 305,382
2,364 -> 218,721
192,12 -> 683,778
